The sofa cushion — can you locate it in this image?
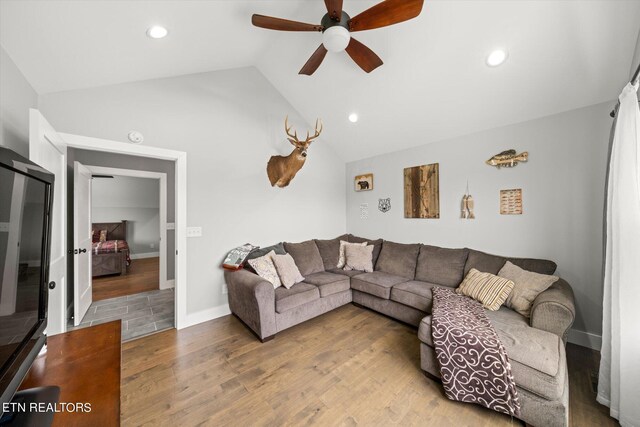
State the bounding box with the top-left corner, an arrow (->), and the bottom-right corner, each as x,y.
464,249 -> 557,276
344,244 -> 374,273
284,240 -> 325,276
418,306 -> 565,400
348,235 -> 383,265
326,268 -> 365,278
415,245 -> 469,287
246,242 -> 286,261
275,283 -> 320,313
375,241 -> 420,279
303,272 -> 350,297
314,235 -> 348,270
390,281 -> 437,312
351,271 -> 409,299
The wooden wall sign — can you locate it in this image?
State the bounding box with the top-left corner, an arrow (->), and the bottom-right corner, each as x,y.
404,163 -> 440,218
500,188 -> 523,215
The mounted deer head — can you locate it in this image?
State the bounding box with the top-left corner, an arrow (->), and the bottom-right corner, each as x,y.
267,116 -> 323,188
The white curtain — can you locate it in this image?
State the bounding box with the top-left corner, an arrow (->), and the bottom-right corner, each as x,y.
598,82 -> 640,427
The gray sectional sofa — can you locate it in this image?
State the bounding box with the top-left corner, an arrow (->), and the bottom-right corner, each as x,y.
224,234 -> 576,427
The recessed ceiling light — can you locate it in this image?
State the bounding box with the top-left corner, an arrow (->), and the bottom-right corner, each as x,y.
348,113 -> 358,123
147,26 -> 168,39
486,49 -> 507,67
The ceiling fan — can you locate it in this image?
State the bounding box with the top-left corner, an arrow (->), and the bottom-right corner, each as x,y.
251,0 -> 424,75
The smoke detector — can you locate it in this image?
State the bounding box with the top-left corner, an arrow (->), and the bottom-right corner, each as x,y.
127,131 -> 144,144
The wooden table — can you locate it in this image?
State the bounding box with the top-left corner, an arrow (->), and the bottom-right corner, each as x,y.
20,321 -> 121,426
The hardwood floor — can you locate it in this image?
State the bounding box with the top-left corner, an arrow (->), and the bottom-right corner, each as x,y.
93,257 -> 159,301
121,304 -> 615,426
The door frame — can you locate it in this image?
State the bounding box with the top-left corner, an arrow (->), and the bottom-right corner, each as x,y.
84,165 -> 170,289
61,133 -> 188,330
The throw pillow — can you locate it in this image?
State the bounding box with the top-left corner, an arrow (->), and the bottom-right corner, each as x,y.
337,240 -> 367,268
456,268 -> 514,311
343,244 -> 374,273
498,261 -> 559,318
247,250 -> 281,289
99,229 -> 108,243
272,253 -> 305,289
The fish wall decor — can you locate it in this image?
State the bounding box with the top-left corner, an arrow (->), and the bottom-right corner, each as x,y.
486,149 -> 528,168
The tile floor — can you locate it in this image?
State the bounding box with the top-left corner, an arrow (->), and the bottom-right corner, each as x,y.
70,288 -> 174,341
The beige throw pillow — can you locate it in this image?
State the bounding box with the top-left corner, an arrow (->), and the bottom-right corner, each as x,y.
337,240 -> 367,268
456,268 -> 514,311
247,250 -> 281,289
343,244 -> 374,273
272,253 -> 305,289
498,261 -> 559,318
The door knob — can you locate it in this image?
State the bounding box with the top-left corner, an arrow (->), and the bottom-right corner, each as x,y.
48,281 -> 56,290
80,248 -> 87,254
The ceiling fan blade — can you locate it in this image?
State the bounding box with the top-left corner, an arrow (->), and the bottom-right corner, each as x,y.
299,44 -> 329,75
252,14 -> 323,32
324,0 -> 344,20
345,38 -> 383,73
349,0 -> 424,32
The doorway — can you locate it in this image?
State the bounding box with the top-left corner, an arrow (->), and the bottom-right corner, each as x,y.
69,167 -> 175,340
29,109 -> 188,337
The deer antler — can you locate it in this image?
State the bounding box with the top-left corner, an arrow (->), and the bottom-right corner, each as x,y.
284,116 -> 323,146
285,116 -> 299,146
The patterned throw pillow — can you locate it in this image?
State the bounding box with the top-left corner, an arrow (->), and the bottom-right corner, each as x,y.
337,240 -> 367,268
343,244 -> 374,273
99,229 -> 108,243
498,261 -> 559,318
92,229 -> 100,243
272,253 -> 305,289
456,268 -> 514,311
247,250 -> 281,289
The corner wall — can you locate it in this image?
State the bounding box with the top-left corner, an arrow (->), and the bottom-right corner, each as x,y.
346,101 -> 614,347
0,45 -> 38,157
39,67 -> 347,320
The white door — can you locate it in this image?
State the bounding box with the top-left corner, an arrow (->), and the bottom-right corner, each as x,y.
29,109 -> 67,335
73,162 -> 92,325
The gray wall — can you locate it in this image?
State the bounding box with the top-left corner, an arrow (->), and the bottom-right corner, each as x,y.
40,66 -> 347,316
0,45 -> 38,157
346,101 -> 614,341
92,176 -> 160,256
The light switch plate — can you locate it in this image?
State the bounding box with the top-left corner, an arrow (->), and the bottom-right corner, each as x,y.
186,227 -> 202,238
0,222 -> 9,232
166,223 -> 175,230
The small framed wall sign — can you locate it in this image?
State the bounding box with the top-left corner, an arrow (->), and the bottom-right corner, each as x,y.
500,188 -> 523,215
355,173 -> 373,191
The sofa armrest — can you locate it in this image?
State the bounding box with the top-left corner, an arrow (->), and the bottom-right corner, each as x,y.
530,278 -> 575,343
224,269 -> 276,341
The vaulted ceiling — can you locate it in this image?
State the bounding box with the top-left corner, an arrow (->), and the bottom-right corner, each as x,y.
2,0 -> 640,161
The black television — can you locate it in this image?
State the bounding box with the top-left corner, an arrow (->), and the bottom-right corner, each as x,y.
0,146 -> 54,413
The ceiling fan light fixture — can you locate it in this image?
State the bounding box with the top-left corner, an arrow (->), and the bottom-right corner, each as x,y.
322,26 -> 350,52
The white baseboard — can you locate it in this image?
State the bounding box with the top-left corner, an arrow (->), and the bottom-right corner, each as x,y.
130,252 -> 160,260
568,328 -> 602,350
181,304 -> 231,329
160,279 -> 175,290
